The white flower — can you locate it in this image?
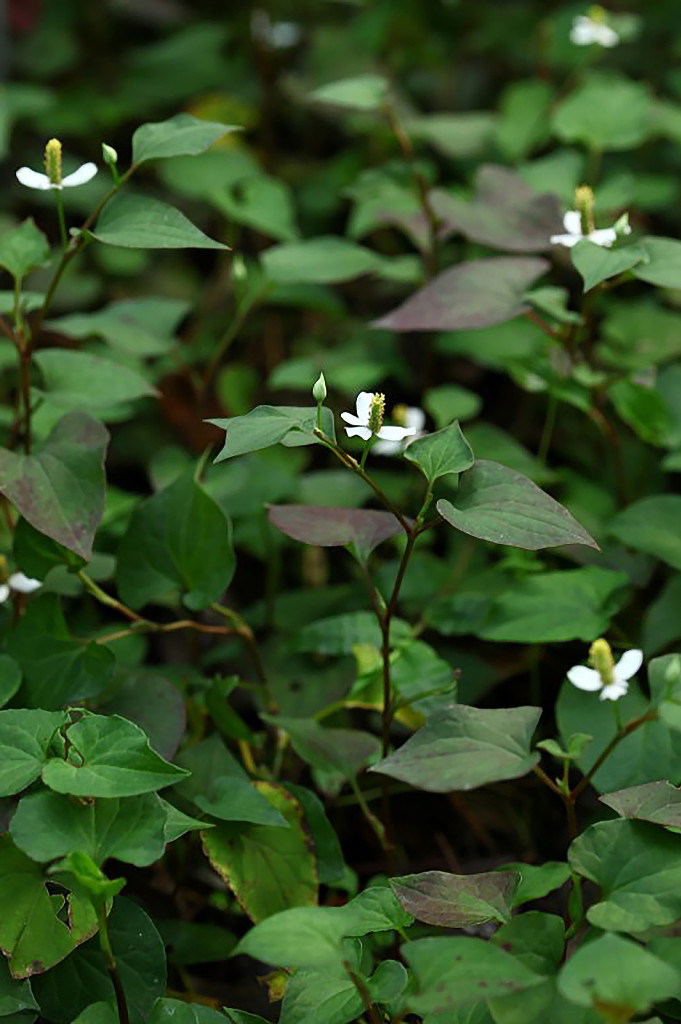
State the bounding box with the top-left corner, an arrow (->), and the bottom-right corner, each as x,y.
0,572 -> 42,603
16,162 -> 97,191
341,391 -> 417,444
568,643 -> 642,701
570,13 -> 619,47
374,406 -> 426,455
550,209 -> 631,249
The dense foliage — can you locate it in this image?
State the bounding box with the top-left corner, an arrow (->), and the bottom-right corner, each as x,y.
2,1 -> 681,1022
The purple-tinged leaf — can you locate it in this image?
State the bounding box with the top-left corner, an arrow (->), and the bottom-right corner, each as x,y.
432,165 -> 563,252
268,504 -> 406,562
374,257 -> 548,332
391,870 -> 519,928
0,412 -> 108,560
600,781 -> 681,828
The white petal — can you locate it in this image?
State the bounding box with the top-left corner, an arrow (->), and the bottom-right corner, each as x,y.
9,572 -> 42,594
372,438 -> 402,455
406,407 -> 427,431
62,162 -> 98,187
16,167 -> 52,190
344,426 -> 372,440
614,648 -> 643,684
567,665 -> 602,692
588,228 -> 617,248
563,210 -> 582,235
355,392 -> 373,423
0,584 -> 10,604
550,233 -> 581,249
341,411 -> 364,426
600,681 -> 628,701
595,23 -> 619,46
376,425 -> 417,441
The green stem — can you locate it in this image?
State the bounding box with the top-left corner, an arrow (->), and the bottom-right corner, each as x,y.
54,189 -> 68,250
349,775 -> 387,851
96,905 -> 129,1024
78,570 -> 147,623
571,710 -> 657,800
537,391 -> 558,466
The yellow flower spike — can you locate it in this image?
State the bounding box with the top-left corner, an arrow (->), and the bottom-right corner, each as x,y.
589,637 -> 615,689
44,138 -> 63,186
575,184 -> 596,236
367,392 -> 385,434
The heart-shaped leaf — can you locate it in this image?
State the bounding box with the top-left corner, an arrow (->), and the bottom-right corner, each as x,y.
93,194 -> 228,250
404,421 -> 474,483
0,218 -> 50,281
390,870 -> 519,928
132,113 -> 239,165
268,504 -> 406,561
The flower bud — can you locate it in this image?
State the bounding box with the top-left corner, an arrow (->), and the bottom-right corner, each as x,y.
575,184 -> 595,235
312,372 -> 327,403
368,392 -> 385,434
101,143 -> 118,165
44,138 -> 62,186
589,637 -> 615,687
613,212 -> 631,238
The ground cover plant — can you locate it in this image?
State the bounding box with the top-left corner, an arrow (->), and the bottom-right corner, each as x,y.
2,0 -> 681,1021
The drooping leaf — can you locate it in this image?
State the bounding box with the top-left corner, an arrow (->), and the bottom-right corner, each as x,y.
600,780 -> 681,828
557,933 -> 680,1015
0,834 -> 97,979
93,194 -> 228,250
437,461 -> 598,551
374,258 -> 548,332
0,708 -> 67,796
371,704 -> 541,792
41,712 -> 189,798
609,495 -> 681,569
0,218 -> 50,281
403,936 -> 544,1015
390,870 -> 519,928
6,595 -> 116,709
0,411 -> 108,559
10,790 -> 170,867
569,818 -> 681,932
116,470 -> 235,611
432,166 -> 563,252
404,422 -> 474,483
632,237 -> 681,289
210,405 -> 335,462
201,782 -> 317,922
132,113 -> 238,165
193,776 -> 289,828
268,504 -> 406,562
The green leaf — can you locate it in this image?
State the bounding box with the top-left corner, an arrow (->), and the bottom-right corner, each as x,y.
93,194 -> 228,250
193,777 -> 289,827
10,790 -> 170,866
609,377 -> 672,446
236,885 -> 412,968
0,956 -> 38,1015
262,238 -> 383,285
505,862 -> 572,907
201,782 -> 317,922
289,611 -> 412,655
569,819 -> 681,932
390,870 -> 519,928
34,350 -> 157,412
405,112 -> 496,158
371,704 -> 541,792
116,471 -> 235,611
213,174 -> 299,243
279,962 -> 361,1024
633,236 -> 681,288
437,461 -> 598,551
0,219 -> 50,281
210,405 -> 335,462
552,75 -> 652,151
424,385 -> 482,427
571,240 -> 648,291
268,505 -> 406,562
13,516 -> 86,578
309,74 -> 389,111
6,595 -> 116,709
41,712 -> 189,797
70,1004 -> 118,1024
150,998 -> 238,1024
0,653 -> 22,709
51,851 -> 125,905
31,897 -> 166,1024
600,780 -> 681,828
0,708 -> 67,796
477,567 -> 629,643
285,784 -> 345,886
0,411 -> 108,559
158,922 -> 236,967
0,834 -> 97,979
557,933 -> 681,1014
491,912 -> 565,975
496,79 -> 554,161
403,936 -> 543,1015
404,422 -> 474,484
374,258 -> 548,332
609,495 -> 681,569
261,715 -> 381,779
131,113 -> 238,165
47,297 -> 190,357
